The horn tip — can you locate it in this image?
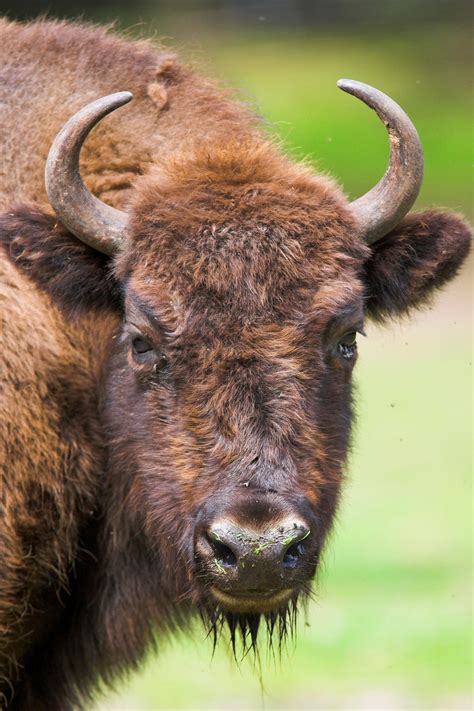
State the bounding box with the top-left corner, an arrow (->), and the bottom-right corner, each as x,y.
114,90 -> 134,105
337,78 -> 364,96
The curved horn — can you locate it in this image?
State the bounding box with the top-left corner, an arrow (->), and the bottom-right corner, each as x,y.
337,79 -> 424,245
45,92 -> 133,256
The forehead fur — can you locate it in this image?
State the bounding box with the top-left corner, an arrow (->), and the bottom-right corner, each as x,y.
116,140 -> 369,311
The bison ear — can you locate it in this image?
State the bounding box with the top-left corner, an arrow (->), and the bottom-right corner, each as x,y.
363,210 -> 471,322
0,204 -> 122,317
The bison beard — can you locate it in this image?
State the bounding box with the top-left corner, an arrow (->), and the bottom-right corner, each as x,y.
202,597 -> 305,659
0,17 -> 471,710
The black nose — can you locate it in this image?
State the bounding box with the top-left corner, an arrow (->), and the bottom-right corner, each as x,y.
207,521 -> 309,570
196,518 -> 312,603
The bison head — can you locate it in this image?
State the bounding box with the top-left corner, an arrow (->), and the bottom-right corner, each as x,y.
41,82 -> 470,652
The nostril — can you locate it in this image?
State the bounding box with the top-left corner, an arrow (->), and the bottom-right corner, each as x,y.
283,541 -> 306,569
205,534 -> 237,568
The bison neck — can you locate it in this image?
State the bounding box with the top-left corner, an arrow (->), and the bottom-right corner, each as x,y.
0,237 -> 121,704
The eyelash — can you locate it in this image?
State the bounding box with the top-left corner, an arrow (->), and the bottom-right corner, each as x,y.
336,328 -> 365,361
338,338 -> 357,360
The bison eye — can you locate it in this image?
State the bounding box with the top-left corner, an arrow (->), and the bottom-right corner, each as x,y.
338,331 -> 357,359
131,336 -> 169,371
132,336 -> 153,355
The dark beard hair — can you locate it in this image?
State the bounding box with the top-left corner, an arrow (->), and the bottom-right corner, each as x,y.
199,587 -> 312,660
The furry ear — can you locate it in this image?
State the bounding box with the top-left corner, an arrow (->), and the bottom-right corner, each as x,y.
363,210 -> 471,322
0,204 -> 122,317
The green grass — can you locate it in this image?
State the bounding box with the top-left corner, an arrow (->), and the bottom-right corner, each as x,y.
97,25 -> 471,711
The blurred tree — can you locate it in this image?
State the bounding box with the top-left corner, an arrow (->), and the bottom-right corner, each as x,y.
1,0 -> 471,28
222,0 -> 472,28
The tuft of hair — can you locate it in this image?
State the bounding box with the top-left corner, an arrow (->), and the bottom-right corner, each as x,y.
200,590 -> 311,663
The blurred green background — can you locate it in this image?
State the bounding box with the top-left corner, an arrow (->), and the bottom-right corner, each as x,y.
3,1 -> 471,709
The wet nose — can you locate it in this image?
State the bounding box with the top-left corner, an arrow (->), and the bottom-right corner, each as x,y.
197,519 -> 311,588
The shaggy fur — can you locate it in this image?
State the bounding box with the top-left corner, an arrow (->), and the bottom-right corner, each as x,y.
0,17 -> 471,710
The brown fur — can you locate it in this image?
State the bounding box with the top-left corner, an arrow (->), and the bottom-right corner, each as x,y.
0,17 -> 471,710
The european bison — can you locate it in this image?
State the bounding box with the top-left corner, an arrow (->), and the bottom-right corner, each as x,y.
0,17 -> 470,710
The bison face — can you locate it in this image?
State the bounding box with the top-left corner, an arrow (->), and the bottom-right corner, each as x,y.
34,86 -> 469,653
100,148 -> 368,648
